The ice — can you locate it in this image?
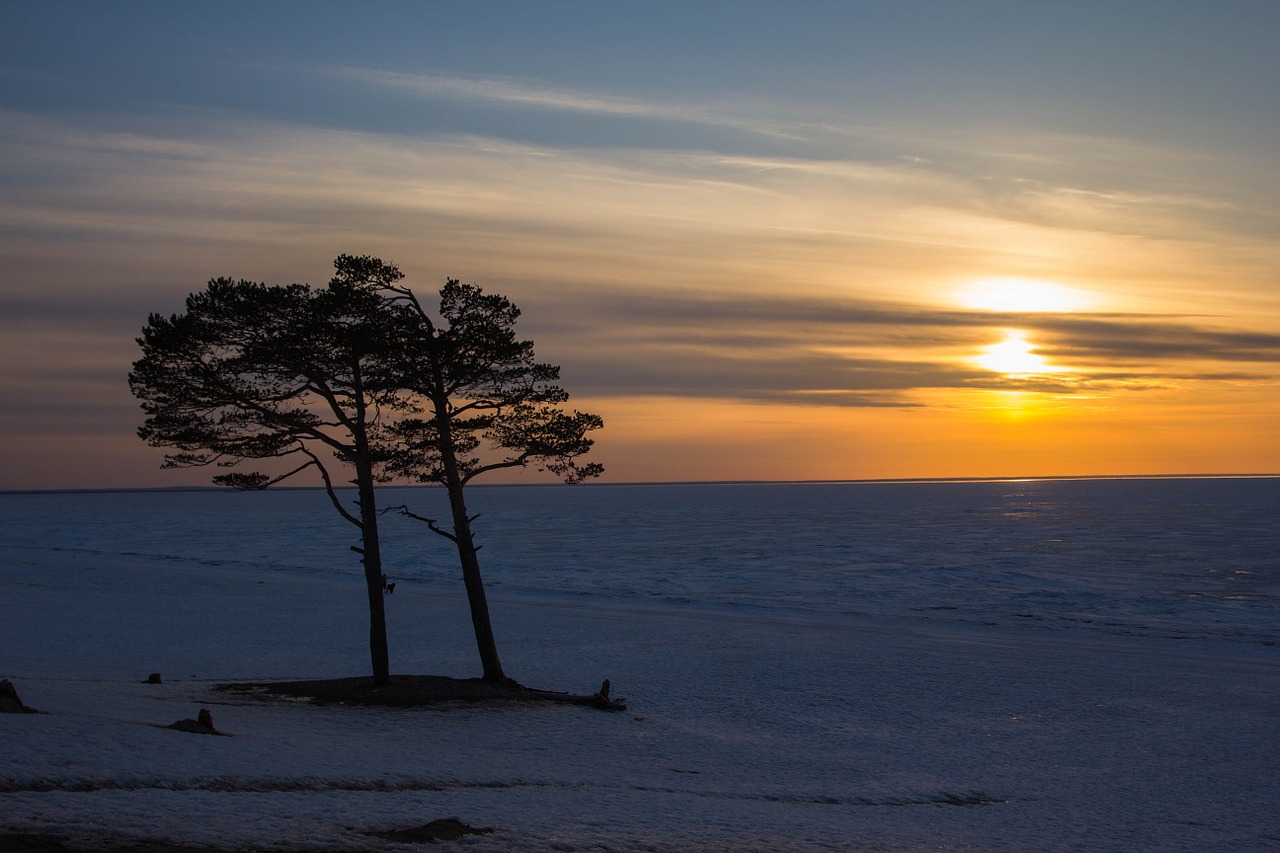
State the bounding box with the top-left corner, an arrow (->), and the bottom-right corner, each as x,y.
2,480 -> 1278,850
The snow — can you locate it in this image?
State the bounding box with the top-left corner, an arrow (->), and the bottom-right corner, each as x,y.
2,481 -> 1278,851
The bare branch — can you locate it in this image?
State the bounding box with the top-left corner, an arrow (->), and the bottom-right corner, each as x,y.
302,446 -> 362,528
386,503 -> 458,543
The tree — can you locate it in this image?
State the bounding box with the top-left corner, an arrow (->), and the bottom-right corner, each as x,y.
130,254 -> 604,688
128,257 -> 410,686
379,276 -> 604,683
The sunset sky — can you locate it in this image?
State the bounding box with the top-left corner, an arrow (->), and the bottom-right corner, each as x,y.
2,1 -> 1278,489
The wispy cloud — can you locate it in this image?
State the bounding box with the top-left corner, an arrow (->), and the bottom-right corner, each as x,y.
334,66 -> 802,141
340,67 -> 660,116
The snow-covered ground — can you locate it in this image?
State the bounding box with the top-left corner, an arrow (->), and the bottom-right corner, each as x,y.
2,481 -> 1278,851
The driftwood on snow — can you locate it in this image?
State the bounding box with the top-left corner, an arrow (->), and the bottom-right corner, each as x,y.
165,708 -> 223,735
527,679 -> 624,711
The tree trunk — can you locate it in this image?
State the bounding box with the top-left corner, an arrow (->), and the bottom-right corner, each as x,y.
354,455 -> 392,687
424,343 -> 506,682
445,483 -> 506,682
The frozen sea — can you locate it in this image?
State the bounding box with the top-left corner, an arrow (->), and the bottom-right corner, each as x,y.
2,477 -> 1278,851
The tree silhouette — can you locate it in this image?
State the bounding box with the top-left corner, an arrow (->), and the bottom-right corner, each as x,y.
378,271 -> 603,683
130,255 -> 603,687
129,259 -> 410,685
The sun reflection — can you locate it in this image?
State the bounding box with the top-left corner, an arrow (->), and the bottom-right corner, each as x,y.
958,277 -> 1092,313
974,331 -> 1059,375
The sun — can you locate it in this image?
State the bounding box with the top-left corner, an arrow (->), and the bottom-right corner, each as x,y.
974,331 -> 1059,375
958,277 -> 1092,313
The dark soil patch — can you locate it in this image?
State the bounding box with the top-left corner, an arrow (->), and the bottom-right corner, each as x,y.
213,674 -> 625,710
0,825 -> 491,852
362,818 -> 494,844
0,834 -> 231,853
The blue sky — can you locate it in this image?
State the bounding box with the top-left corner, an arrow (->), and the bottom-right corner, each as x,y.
2,1 -> 1279,488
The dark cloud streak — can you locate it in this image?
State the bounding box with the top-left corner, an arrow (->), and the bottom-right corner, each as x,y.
529,288 -> 1280,405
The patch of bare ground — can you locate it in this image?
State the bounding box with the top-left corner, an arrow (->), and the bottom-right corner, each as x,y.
362,818 -> 494,843
213,674 -> 625,710
0,835 -> 232,853
0,820 -> 493,852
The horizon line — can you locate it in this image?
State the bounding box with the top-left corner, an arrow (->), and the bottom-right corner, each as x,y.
3,472 -> 1278,496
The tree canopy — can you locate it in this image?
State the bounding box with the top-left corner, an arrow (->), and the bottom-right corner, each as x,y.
384,277 -> 604,487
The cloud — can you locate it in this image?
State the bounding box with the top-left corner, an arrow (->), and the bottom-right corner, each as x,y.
332,66 -> 804,148
1,90 -> 1276,454
338,67 -> 667,118
1033,317 -> 1280,365
523,287 -> 1280,406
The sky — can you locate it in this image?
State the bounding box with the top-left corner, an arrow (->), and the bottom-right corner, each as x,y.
2,0 -> 1279,490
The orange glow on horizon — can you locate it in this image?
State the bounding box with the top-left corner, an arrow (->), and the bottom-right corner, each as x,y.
566,389 -> 1280,486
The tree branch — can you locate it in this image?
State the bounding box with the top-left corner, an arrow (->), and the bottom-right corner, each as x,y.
304,446 -> 362,528
386,503 -> 458,543
212,457 -> 316,490
461,454 -> 531,485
